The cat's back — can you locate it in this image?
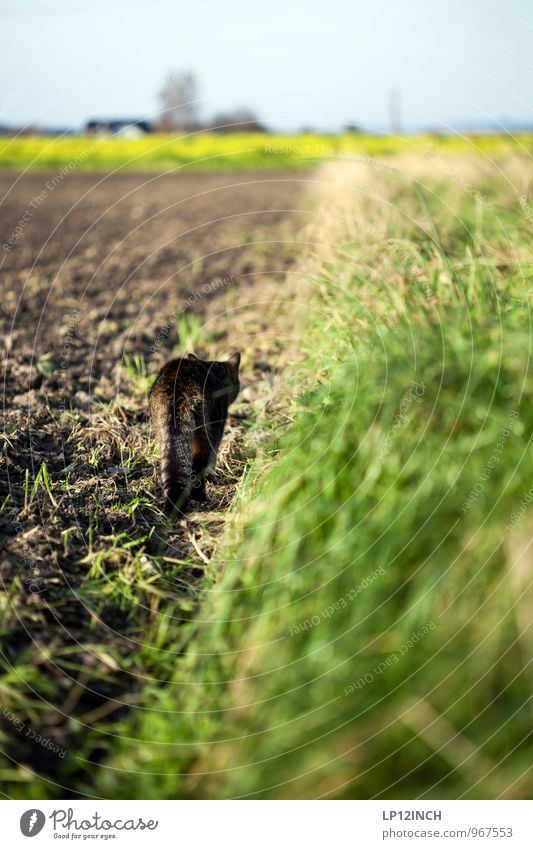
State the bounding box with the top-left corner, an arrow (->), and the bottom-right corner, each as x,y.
149,357 -> 206,418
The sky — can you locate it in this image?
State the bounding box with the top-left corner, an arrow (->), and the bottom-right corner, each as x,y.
1,0 -> 532,132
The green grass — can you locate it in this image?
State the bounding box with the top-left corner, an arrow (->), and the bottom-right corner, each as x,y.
2,155 -> 532,800
83,156 -> 532,799
0,131 -> 532,171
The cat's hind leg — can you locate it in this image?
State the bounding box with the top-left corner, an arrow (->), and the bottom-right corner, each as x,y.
161,415 -> 194,515
191,428 -> 211,503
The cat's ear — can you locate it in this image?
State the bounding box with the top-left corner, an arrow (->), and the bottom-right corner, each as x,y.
228,352 -> 241,372
187,352 -> 199,360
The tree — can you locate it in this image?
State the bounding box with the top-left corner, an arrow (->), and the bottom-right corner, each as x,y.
210,108 -> 267,133
157,71 -> 199,131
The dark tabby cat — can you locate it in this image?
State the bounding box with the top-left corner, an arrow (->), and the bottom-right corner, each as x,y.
149,352 -> 240,514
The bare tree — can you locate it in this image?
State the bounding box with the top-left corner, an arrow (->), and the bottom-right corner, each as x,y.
157,71 -> 199,131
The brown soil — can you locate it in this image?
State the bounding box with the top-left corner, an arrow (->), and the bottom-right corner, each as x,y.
0,171 -> 307,791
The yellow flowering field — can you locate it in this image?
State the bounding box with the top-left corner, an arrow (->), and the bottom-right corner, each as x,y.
1,131 -> 531,171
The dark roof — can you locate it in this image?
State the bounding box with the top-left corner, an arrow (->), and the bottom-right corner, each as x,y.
85,118 -> 152,132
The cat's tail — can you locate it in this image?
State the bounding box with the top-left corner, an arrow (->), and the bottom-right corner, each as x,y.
159,413 -> 193,515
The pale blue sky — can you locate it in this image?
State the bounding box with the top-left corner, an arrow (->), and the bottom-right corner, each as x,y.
1,0 -> 532,131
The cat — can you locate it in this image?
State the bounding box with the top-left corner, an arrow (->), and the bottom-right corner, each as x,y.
149,352 -> 240,514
